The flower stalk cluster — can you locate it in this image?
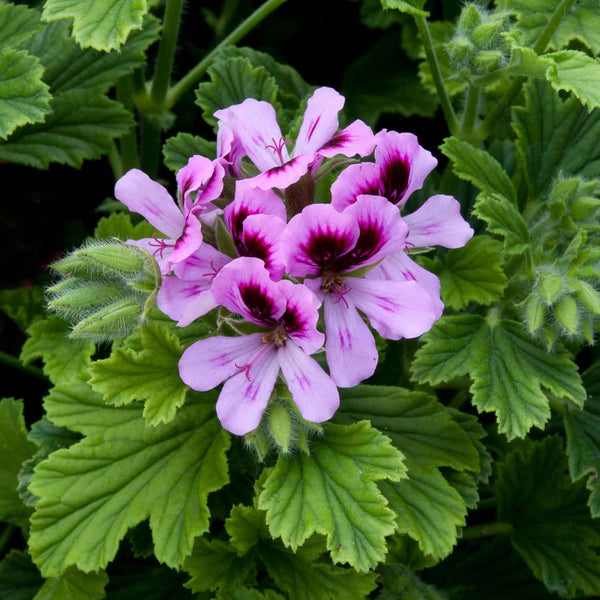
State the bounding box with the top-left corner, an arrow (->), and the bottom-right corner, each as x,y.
114,87 -> 474,436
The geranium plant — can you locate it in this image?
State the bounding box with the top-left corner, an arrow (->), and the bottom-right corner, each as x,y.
2,0 -> 600,598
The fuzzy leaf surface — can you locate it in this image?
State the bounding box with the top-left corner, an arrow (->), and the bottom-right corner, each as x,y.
34,569 -> 108,600
546,50 -> 600,110
335,386 -> 478,559
0,89 -> 133,169
258,421 -> 404,571
29,393 -> 230,577
42,0 -> 148,51
412,316 -> 585,439
381,0 -> 428,17
0,48 -> 51,140
420,236 -> 507,310
0,3 -> 42,49
495,437 -> 600,597
88,322 -> 188,426
162,133 -> 216,172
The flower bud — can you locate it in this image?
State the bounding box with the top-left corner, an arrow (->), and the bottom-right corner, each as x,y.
525,295 -> 545,334
446,35 -> 475,64
555,295 -> 579,335
267,404 -> 293,454
538,272 -> 563,305
48,283 -> 126,316
457,4 -> 483,34
70,298 -> 142,339
474,50 -> 504,73
472,19 -> 503,47
573,281 -> 600,315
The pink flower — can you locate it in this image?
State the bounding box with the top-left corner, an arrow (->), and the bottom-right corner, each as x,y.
179,257 -> 339,435
157,181 -> 286,326
114,155 -> 225,274
214,87 -> 375,191
281,195 -> 438,387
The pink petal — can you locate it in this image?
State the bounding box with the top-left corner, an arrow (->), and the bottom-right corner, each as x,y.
318,119 -> 375,159
127,237 -> 175,275
277,279 -> 324,355
370,251 -> 444,319
323,295 -> 378,387
245,152 -> 316,191
279,342 -> 340,423
217,123 -> 244,177
176,155 -> 215,205
156,276 -> 217,326
293,87 -> 345,155
214,99 -> 286,171
281,203 -> 360,277
404,194 -> 474,248
179,332 -> 266,391
172,243 -> 231,281
216,343 -> 280,435
330,162 -> 381,211
241,214 -> 287,280
168,211 -> 203,264
374,130 -> 437,206
348,278 -> 438,340
115,169 -> 183,239
211,257 -> 286,326
341,194 -> 408,271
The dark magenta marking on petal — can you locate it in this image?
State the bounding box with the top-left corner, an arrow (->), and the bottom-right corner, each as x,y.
345,216 -> 387,266
280,301 -> 306,337
321,131 -> 349,150
299,227 -> 355,272
239,282 -> 279,325
238,231 -> 272,271
380,152 -> 410,203
307,117 -> 321,143
230,206 -> 251,249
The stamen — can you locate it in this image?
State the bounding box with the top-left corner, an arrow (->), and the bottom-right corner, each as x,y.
321,272 -> 351,309
201,260 -> 222,283
148,233 -> 176,259
265,136 -> 290,165
405,241 -> 415,255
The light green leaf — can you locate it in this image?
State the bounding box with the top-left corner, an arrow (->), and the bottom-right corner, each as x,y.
546,50 -> 600,110
381,0 -> 428,17
29,393 -> 230,577
496,437 -> 600,597
20,316 -> 95,385
336,386 -> 478,559
93,213 -> 156,241
0,48 -> 51,140
26,17 -> 160,95
564,361 -> 600,516
42,0 -> 148,51
513,79 -> 600,196
0,398 -> 36,528
258,421 -> 404,571
34,568 -> 108,600
412,316 -> 586,439
0,3 -> 42,49
0,286 -> 45,332
88,322 -> 188,426
441,137 -> 517,204
162,132 -> 216,172
195,57 -> 279,128
0,89 -> 133,168
0,550 -> 44,600
226,504 -> 269,556
473,193 -> 530,254
420,236 -> 507,310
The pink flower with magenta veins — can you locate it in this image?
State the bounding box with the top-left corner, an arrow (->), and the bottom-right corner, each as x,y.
179,257 -> 339,436
214,86 -> 375,191
114,154 -> 225,274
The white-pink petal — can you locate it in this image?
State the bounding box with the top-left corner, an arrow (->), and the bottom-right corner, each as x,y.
317,119 -> 375,159
330,162 -> 381,211
245,153 -> 316,191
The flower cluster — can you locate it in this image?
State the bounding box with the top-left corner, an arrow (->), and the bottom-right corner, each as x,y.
115,87 -> 473,435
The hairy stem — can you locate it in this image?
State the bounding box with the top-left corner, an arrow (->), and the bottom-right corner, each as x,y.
534,0 -> 578,54
116,75 -> 139,174
461,85 -> 479,140
461,521 -> 513,540
166,0 -> 289,109
414,14 -> 459,136
0,350 -> 47,381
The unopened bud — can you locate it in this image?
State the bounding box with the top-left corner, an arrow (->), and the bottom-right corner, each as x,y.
49,283 -> 126,315
267,404 -> 293,454
571,197 -> 600,220
555,295 -> 579,335
472,20 -> 503,47
70,298 -> 141,340
457,4 -> 483,34
538,272 -> 563,305
525,295 -> 545,334
446,35 -> 475,64
573,281 -> 600,314
474,50 -> 504,73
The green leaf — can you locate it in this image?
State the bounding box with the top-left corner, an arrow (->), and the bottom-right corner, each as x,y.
258,421 -> 404,571
26,17 -> 160,95
195,57 -> 279,128
34,568 -> 108,600
0,89 -> 133,169
412,315 -> 586,439
564,361 -> 600,516
88,322 -> 188,426
0,3 -> 42,49
513,79 -> 600,196
342,33 -> 437,125
441,137 -> 517,204
20,316 -> 95,385
29,392 -> 230,577
473,193 -> 530,254
378,564 -> 444,599
0,48 -> 51,140
335,386 -> 478,559
0,550 -> 44,600
93,213 -> 156,241
495,437 -> 600,597
420,236 -> 507,310
546,50 -> 600,110
162,133 -> 216,172
226,504 -> 269,556
0,286 -> 45,332
381,0 -> 428,17
42,0 -> 148,51
0,398 -> 36,528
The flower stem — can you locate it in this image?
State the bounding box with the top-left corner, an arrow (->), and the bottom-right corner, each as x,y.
116,75 -> 139,174
413,14 -> 459,136
461,521 -> 513,540
150,0 -> 185,107
461,85 -> 479,140
0,350 -> 47,381
534,0 -> 578,54
166,0 -> 289,109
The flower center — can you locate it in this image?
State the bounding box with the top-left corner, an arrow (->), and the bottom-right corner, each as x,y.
321,272 -> 351,308
265,136 -> 290,165
262,325 -> 289,347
